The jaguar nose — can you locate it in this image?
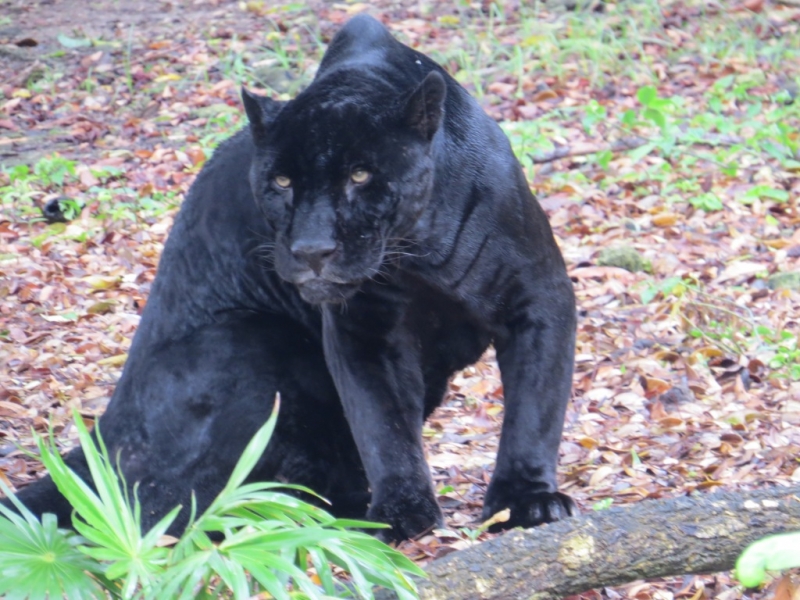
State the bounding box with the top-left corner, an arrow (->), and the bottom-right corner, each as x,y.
290,239 -> 337,274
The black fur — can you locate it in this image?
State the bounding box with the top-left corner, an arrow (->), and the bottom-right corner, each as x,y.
6,15 -> 576,541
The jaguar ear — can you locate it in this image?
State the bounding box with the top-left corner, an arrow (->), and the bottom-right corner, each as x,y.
241,87 -> 281,145
404,71 -> 446,141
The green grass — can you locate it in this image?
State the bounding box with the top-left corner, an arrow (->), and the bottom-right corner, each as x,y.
428,0 -> 800,90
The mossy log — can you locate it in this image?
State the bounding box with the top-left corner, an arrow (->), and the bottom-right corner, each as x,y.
379,485 -> 800,600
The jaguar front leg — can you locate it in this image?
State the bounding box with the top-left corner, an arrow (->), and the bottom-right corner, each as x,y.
483,275 -> 577,531
322,302 -> 443,542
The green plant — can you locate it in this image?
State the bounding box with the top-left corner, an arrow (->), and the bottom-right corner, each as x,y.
688,192 -> 723,212
591,498 -> 613,511
742,185 -> 790,204
0,155 -> 80,222
736,531 -> 800,588
638,275 -> 685,306
756,326 -> 800,381
614,85 -> 678,164
124,25 -> 135,95
639,274 -> 800,381
0,502 -> 107,599
33,154 -> 77,188
0,166 -> 38,214
0,403 -> 424,599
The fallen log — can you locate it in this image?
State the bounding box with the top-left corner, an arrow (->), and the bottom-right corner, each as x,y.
378,485 -> 800,600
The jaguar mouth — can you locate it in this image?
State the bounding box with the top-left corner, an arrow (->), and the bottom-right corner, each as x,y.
296,277 -> 361,304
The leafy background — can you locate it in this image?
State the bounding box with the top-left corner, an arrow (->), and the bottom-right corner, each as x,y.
1,0 -> 799,597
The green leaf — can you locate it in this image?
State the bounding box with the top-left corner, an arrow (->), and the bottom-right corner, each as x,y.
592,498 -> 613,511
238,561 -> 292,600
643,107 -> 666,130
663,277 -> 686,296
57,33 -> 92,48
329,518 -> 391,530
621,109 -> 637,127
763,140 -> 792,161
0,483 -> 104,600
689,193 -> 723,212
736,531 -> 800,587
208,552 -> 251,600
7,164 -> 30,182
744,185 -> 790,203
596,149 -> 613,170
783,159 -> 800,170
213,395 -> 280,503
639,283 -> 658,305
144,551 -> 213,600
309,547 -> 339,596
713,74 -> 735,91
627,142 -> 657,163
636,85 -> 658,107
648,97 -> 673,111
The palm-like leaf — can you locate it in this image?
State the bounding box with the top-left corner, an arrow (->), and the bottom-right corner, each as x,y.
0,482 -> 105,600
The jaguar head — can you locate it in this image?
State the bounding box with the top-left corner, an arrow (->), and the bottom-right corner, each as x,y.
243,70 -> 446,304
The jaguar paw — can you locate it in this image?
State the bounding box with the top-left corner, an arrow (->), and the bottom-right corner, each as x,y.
367,492 -> 444,543
481,490 -> 576,533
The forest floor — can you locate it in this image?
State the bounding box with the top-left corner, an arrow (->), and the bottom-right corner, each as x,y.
1,0 -> 799,598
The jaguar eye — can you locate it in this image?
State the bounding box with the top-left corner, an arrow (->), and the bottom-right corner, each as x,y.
350,169 -> 371,184
274,175 -> 291,189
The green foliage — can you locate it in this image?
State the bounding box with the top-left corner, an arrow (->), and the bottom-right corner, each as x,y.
743,185 -> 790,204
0,167 -> 39,217
32,154 -> 77,188
756,326 -> 800,381
735,531 -> 800,588
0,404 -> 425,599
500,70 -> 797,216
0,498 -> 105,600
591,498 -> 613,511
581,100 -> 606,133
0,153 -> 179,229
501,116 -> 562,169
1,155 -> 78,220
637,276 -> 800,381
638,276 -> 685,305
688,192 -> 723,212
57,34 -> 93,49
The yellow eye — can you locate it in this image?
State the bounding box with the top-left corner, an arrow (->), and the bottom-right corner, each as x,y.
274,175 -> 291,189
350,169 -> 371,184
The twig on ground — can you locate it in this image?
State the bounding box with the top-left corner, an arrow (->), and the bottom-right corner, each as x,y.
529,136 -> 649,164
529,132 -> 745,165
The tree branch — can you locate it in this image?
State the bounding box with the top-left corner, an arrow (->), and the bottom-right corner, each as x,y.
529,136 -> 649,164
528,132 -> 745,165
378,485 -> 800,600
